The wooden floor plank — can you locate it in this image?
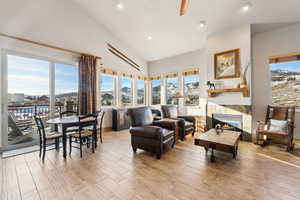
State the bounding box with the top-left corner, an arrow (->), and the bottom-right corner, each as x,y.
1,130 -> 300,200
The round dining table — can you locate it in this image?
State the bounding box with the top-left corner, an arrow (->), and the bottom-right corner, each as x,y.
47,116 -> 97,159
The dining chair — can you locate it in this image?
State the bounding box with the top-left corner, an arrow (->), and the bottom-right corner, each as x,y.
59,110 -> 78,118
59,110 -> 79,134
96,109 -> 105,144
68,114 -> 98,157
34,115 -> 62,161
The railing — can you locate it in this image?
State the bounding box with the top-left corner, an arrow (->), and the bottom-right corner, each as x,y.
7,103 -> 78,145
8,104 -> 78,121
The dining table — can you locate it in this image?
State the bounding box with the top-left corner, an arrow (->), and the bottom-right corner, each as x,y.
47,116 -> 97,159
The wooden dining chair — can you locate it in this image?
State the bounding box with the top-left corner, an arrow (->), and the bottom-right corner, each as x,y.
59,110 -> 79,134
69,114 -> 98,157
59,110 -> 78,118
34,115 -> 62,161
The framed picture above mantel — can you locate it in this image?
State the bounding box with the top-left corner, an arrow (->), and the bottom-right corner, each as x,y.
214,48 -> 240,80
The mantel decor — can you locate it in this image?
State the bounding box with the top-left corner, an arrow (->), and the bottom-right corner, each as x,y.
214,48 -> 240,80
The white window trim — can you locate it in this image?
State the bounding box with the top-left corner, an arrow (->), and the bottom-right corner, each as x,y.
99,73 -> 117,108
151,79 -> 162,105
165,77 -> 179,105
182,74 -> 200,107
136,79 -> 146,106
120,76 -> 133,107
1,49 -> 77,149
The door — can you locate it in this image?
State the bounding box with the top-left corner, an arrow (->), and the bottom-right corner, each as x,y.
2,51 -> 51,151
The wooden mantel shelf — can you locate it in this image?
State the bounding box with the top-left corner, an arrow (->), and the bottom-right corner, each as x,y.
207,87 -> 249,98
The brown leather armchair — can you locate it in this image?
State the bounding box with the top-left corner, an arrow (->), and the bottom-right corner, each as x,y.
127,106 -> 177,159
161,105 -> 196,141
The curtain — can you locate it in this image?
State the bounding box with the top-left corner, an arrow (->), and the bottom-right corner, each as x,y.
79,55 -> 98,115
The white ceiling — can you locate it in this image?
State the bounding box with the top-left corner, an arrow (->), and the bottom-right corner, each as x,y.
72,0 -> 300,61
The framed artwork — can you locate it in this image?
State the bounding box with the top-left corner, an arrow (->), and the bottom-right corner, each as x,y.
214,48 -> 240,80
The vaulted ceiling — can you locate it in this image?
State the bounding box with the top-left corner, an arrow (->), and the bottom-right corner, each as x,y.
72,0 -> 300,61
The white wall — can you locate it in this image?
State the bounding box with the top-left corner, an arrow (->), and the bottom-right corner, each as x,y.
206,25 -> 252,105
0,0 -> 148,148
252,23 -> 300,139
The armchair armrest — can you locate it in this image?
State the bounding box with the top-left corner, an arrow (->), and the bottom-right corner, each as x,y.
153,120 -> 177,130
177,115 -> 196,123
130,126 -> 164,141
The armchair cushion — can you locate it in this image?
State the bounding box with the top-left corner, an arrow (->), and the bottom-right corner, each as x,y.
130,126 -> 174,141
178,115 -> 196,123
268,119 -> 288,133
184,121 -> 194,128
161,105 -> 178,118
153,120 -> 177,130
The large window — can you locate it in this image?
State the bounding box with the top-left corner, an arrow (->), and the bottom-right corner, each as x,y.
5,53 -> 78,149
121,77 -> 132,106
151,79 -> 161,105
137,79 -> 145,105
166,77 -> 179,104
100,74 -> 115,106
271,61 -> 300,107
183,74 -> 200,106
55,63 -> 78,113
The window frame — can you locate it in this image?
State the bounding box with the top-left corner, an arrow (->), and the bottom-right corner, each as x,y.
151,79 -> 162,105
99,73 -> 117,107
136,79 -> 146,105
183,74 -> 200,106
165,77 -> 179,105
120,76 -> 133,107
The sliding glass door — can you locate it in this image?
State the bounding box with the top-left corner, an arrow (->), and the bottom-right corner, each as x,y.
1,51 -> 78,151
6,54 -> 50,149
55,63 -> 79,116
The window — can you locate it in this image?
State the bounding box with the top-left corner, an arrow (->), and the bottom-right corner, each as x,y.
166,77 -> 179,104
271,61 -> 300,107
183,74 -> 200,106
55,63 -> 78,112
137,79 -> 145,105
151,79 -> 161,105
121,77 -> 132,106
7,55 -> 50,106
100,74 -> 115,106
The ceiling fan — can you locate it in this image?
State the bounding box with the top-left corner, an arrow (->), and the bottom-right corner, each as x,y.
179,0 -> 189,16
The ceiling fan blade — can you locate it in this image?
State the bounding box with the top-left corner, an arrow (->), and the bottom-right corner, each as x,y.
179,0 -> 189,16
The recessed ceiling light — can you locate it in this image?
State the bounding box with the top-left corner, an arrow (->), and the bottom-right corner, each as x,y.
242,2 -> 252,12
116,1 -> 124,10
197,21 -> 207,30
147,36 -> 152,40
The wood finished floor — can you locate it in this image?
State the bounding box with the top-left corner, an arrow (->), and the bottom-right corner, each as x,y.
1,130 -> 300,200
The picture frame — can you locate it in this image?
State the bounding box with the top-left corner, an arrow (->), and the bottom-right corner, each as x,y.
214,48 -> 240,80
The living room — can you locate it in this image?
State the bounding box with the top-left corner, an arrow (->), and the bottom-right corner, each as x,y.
1,0 -> 300,199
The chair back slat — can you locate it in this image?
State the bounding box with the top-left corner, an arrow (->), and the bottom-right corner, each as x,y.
266,105 -> 295,123
96,109 -> 105,128
78,114 -> 98,132
60,111 -> 78,118
34,115 -> 46,141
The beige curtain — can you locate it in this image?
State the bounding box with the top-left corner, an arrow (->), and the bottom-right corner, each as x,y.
79,55 -> 99,115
